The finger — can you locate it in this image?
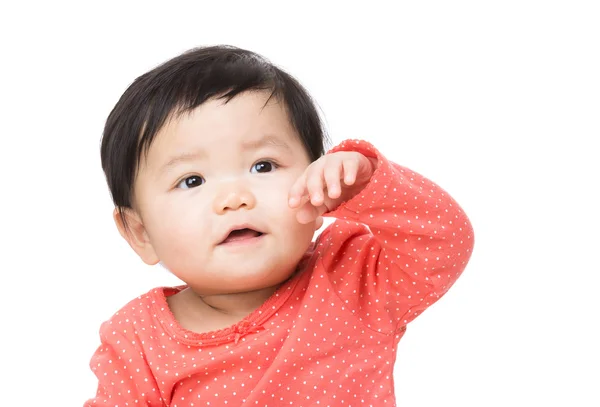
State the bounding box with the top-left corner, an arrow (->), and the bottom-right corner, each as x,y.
315,215 -> 324,230
306,164 -> 325,207
296,202 -> 321,224
323,160 -> 343,199
288,171 -> 308,208
342,157 -> 359,186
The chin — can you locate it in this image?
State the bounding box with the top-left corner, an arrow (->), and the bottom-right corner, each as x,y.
231,264 -> 296,290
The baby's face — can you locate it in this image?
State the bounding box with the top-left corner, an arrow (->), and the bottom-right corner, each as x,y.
132,91 -> 316,294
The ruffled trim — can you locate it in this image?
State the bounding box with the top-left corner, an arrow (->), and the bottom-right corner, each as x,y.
149,244 -> 318,346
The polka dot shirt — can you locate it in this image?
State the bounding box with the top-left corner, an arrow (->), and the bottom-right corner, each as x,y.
85,140 -> 474,406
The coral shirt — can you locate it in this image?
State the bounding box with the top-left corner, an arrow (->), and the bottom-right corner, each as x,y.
85,140 -> 474,406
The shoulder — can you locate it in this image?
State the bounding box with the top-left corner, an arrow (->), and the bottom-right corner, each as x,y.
98,285 -> 186,339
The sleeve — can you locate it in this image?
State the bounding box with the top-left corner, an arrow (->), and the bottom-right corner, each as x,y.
319,139 -> 475,333
84,321 -> 164,407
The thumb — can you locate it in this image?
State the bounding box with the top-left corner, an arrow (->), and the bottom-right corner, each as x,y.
315,216 -> 324,230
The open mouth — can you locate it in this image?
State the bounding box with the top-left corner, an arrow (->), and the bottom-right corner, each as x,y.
220,228 -> 264,245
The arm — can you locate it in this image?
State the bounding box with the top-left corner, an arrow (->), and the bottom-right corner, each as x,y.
290,139 -> 475,333
84,321 -> 164,407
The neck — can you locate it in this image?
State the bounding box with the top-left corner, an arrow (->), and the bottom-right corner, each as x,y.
197,285 -> 280,317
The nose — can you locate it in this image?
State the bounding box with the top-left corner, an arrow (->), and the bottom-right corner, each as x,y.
213,181 -> 256,214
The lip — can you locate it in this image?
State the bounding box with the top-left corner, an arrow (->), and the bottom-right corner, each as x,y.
218,233 -> 265,248
217,223 -> 266,245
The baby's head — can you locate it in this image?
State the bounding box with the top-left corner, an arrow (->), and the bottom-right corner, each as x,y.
101,45 -> 327,295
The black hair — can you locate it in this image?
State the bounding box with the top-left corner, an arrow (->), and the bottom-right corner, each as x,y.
100,45 -> 328,230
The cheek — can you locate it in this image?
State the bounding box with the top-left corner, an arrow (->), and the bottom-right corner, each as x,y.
269,199 -> 315,241
257,174 -> 313,227
284,220 -> 317,261
262,169 -> 304,202
145,195 -> 212,242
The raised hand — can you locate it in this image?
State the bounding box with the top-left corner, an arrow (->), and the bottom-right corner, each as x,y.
288,151 -> 377,224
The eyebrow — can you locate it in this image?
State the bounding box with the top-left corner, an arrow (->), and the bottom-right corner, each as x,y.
159,135 -> 292,174
241,135 -> 292,153
159,150 -> 207,174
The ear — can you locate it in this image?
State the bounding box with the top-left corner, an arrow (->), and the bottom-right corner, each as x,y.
113,208 -> 160,265
314,216 -> 324,231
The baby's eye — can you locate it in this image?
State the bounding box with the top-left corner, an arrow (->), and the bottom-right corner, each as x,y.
176,175 -> 205,189
251,161 -> 276,174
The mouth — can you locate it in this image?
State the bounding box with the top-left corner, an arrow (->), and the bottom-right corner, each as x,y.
219,226 -> 265,245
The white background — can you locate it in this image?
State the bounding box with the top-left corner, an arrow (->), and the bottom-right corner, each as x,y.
1,1 -> 598,405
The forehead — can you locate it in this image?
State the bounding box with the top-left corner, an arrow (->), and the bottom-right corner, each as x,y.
144,91 -> 304,166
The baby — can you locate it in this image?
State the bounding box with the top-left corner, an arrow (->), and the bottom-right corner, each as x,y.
85,45 -> 474,406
